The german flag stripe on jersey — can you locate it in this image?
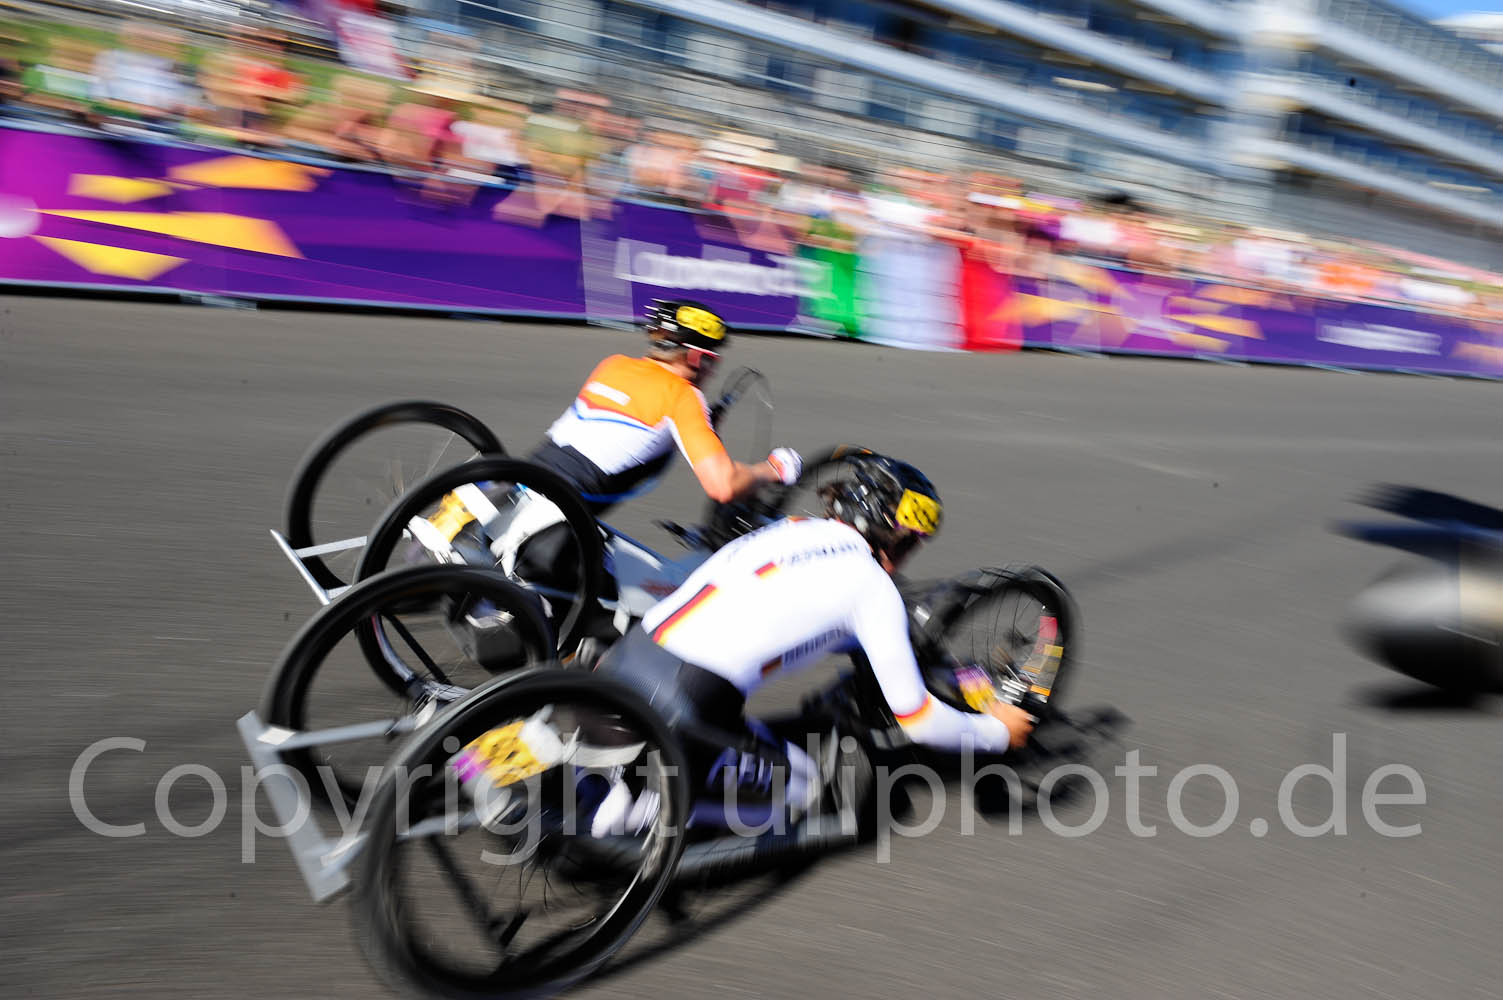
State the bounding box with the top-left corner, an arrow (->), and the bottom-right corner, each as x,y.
895,695 -> 933,726
754,561 -> 778,577
651,584 -> 718,644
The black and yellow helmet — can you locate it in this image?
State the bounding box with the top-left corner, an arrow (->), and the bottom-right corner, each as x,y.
645,299 -> 730,355
822,454 -> 943,559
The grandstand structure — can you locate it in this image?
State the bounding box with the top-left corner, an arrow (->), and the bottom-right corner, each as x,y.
1440,12 -> 1503,55
407,0 -> 1503,267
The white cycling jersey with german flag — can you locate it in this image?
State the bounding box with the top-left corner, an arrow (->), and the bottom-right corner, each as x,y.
639,516 -> 1014,753
543,354 -> 727,480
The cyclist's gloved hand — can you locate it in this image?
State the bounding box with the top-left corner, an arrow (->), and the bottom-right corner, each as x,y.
766,447 -> 803,486
988,702 -> 1035,750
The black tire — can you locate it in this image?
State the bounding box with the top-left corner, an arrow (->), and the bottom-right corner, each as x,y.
1346,559 -> 1503,693
261,565 -> 556,809
699,444 -> 877,548
760,444 -> 876,520
355,456 -> 605,655
915,566 -> 1080,718
286,400 -> 504,590
350,669 -> 690,1000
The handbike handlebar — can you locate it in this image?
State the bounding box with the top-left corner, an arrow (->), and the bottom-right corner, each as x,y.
709,367 -> 771,432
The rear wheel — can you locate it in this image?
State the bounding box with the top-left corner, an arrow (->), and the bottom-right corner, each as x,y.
285,400 -> 503,590
350,670 -> 689,1000
260,565 -> 556,809
356,456 -> 605,655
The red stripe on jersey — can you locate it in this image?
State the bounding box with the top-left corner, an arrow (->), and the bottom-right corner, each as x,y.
651,584 -> 718,644
895,695 -> 934,725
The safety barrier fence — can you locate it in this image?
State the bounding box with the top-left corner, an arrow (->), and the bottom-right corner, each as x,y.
1,125 -> 1499,377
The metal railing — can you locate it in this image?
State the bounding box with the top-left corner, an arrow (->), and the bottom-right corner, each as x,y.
443,0 -> 1223,185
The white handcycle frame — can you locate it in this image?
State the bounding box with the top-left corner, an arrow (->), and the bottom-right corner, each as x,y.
267,489 -> 717,629
246,491 -> 724,903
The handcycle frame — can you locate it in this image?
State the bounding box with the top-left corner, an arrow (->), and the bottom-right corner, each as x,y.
241,661 -> 931,905
248,381 -> 1090,923
236,661 -> 866,905
237,559 -> 1081,905
268,513 -> 713,626
267,367 -> 776,625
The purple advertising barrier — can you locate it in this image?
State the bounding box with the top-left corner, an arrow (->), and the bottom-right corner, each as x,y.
0,125 -> 1497,376
1013,262 -> 1503,378
606,199 -> 815,330
1246,297 -> 1503,378
0,127 -> 588,314
0,126 -> 814,328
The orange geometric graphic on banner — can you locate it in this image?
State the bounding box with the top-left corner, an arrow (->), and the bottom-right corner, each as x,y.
1453,341 -> 1503,366
1167,330 -> 1230,353
167,155 -> 330,192
66,175 -> 177,203
1051,259 -> 1120,295
39,210 -> 302,257
1166,313 -> 1264,339
1196,285 -> 1273,307
984,299 -> 1019,325
1166,295 -> 1228,313
1015,293 -> 1118,326
33,236 -> 186,280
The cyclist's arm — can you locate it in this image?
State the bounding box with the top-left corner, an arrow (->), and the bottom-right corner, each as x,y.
668,384 -> 782,503
850,568 -> 1015,753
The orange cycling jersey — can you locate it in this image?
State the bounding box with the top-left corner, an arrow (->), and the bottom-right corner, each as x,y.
532,355 -> 729,507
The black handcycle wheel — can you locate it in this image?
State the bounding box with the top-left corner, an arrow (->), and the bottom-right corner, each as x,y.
914,566 -> 1080,719
761,444 -> 877,519
699,444 -> 878,549
261,565 -> 556,809
286,400 -> 504,590
355,456 -> 605,655
350,669 -> 690,1000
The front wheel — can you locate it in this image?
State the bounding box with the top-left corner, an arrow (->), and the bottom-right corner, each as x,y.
356,456 -> 606,655
259,564 -> 558,809
350,670 -> 690,1000
913,567 -> 1079,719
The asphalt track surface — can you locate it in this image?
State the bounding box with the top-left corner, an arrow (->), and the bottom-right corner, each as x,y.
4,293 -> 1502,1000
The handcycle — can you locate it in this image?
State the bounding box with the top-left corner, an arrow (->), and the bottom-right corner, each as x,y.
1336,483 -> 1503,693
270,367 -> 779,655
255,439 -> 1085,811
238,544 -> 1090,999
264,368 -> 1050,809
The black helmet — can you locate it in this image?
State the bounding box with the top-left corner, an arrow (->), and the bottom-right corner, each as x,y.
645,299 -> 729,356
821,454 -> 943,562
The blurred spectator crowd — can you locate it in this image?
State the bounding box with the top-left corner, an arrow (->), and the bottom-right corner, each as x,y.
1,11 -> 1499,323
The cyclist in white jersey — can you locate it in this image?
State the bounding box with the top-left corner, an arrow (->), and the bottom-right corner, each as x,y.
593,453 -> 1034,817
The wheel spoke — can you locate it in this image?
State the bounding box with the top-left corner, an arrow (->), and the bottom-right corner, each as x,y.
423,838 -> 522,955
424,430 -> 462,478
381,612 -> 454,687
349,675 -> 686,999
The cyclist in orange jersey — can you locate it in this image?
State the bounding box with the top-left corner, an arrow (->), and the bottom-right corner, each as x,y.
528,299 -> 801,514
